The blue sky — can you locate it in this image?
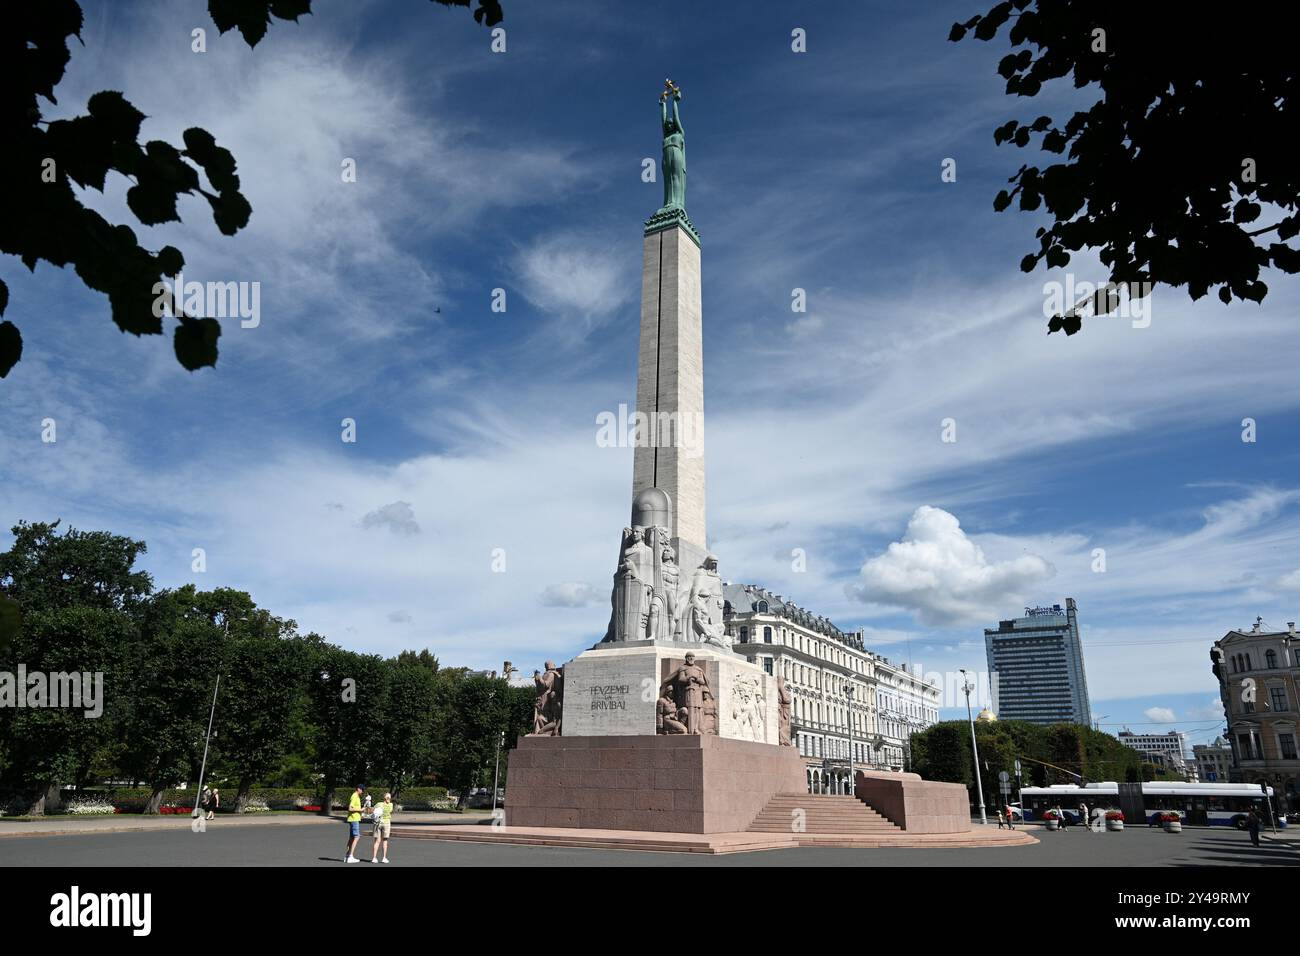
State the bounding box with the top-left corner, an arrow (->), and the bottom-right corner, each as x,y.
3,0 -> 1299,751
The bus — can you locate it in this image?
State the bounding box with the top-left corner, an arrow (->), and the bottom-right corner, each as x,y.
1017,782 -> 1275,827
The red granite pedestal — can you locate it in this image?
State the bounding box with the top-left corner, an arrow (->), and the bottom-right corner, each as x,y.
504,734 -> 807,833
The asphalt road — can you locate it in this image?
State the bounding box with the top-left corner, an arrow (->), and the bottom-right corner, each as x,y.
1,820 -> 1298,866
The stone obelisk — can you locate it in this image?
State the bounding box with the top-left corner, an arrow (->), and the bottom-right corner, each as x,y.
633,80 -> 707,574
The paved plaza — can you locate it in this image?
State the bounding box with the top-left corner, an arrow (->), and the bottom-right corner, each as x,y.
1,819 -> 1296,867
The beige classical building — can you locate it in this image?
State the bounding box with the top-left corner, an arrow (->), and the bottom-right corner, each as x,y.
1193,737 -> 1232,783
1211,618 -> 1300,811
723,584 -> 939,794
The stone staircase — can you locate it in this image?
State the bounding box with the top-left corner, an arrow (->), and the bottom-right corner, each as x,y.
747,793 -> 900,835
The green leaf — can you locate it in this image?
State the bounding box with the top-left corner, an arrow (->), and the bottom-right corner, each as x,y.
87,91 -> 146,142
1045,246 -> 1070,268
156,246 -> 185,277
948,22 -> 967,42
0,320 -> 21,377
1020,254 -> 1038,272
0,278 -> 7,316
1231,199 -> 1261,224
126,183 -> 181,225
174,316 -> 222,370
1269,243 -> 1300,274
994,190 -> 1013,212
204,190 -> 253,235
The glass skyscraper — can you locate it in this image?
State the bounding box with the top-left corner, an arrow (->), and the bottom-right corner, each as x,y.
984,598 -> 1092,726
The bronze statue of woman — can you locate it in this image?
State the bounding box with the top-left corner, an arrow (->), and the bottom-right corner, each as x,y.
660,85 -> 685,210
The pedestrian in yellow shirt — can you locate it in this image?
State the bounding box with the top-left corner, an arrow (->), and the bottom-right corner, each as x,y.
344,785 -> 366,863
370,792 -> 395,863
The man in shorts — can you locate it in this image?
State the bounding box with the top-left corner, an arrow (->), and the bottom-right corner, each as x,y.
344,785 -> 366,862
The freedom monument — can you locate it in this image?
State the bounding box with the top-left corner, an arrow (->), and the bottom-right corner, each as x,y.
501,83 -> 971,838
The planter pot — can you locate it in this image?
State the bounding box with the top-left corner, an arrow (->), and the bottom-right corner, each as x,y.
1163,820 -> 1182,833
1045,819 -> 1059,831
1107,819 -> 1124,831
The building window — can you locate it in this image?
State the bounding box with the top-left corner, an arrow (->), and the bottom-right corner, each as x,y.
1267,649 -> 1279,669
763,625 -> 772,644
1237,734 -> 1255,760
1280,734 -> 1298,760
1272,687 -> 1289,712
739,627 -> 748,644
758,601 -> 769,613
763,658 -> 774,675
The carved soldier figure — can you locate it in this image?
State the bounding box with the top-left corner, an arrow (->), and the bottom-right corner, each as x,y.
700,687 -> 719,736
682,553 -> 727,646
656,694 -> 688,735
776,675 -> 794,747
528,661 -> 563,736
652,535 -> 682,642
661,652 -> 710,735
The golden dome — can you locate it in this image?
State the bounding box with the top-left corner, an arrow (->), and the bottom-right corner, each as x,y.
975,707 -> 997,723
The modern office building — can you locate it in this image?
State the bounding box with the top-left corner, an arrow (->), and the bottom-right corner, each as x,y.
1117,729 -> 1191,779
983,598 -> 1092,726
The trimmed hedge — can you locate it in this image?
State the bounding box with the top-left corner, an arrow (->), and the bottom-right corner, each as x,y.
59,785 -> 453,813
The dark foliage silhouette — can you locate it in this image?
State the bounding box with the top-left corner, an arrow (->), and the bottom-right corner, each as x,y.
0,0 -> 501,378
951,1 -> 1300,334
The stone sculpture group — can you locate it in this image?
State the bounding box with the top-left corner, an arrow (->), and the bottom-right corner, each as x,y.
528,661 -> 564,737
604,524 -> 727,647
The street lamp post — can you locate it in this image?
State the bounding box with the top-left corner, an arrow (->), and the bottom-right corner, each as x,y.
491,729 -> 505,813
960,668 -> 987,826
844,682 -> 856,798
192,673 -> 220,819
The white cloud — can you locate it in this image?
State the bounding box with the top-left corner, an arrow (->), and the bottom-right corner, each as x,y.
848,506 -> 1055,626
362,502 -> 421,537
514,232 -> 632,338
1275,568 -> 1300,590
538,583 -> 601,608
1143,706 -> 1177,724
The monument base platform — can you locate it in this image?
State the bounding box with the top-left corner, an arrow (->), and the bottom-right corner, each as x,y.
391,824 -> 1037,855
503,733 -> 805,833
854,770 -> 972,834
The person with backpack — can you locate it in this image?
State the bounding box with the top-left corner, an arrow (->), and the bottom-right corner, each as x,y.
370,791 -> 395,863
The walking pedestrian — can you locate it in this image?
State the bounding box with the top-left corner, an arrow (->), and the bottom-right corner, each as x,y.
997,806 -> 1006,829
1247,809 -> 1262,847
344,785 -> 366,863
1005,805 -> 1015,830
370,791 -> 394,863
1079,801 -> 1089,833
363,791 -> 374,837
206,788 -> 220,820
199,786 -> 211,819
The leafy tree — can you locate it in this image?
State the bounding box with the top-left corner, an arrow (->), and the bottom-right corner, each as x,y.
116,588 -> 225,813
371,660 -> 438,796
438,672 -> 526,805
0,0 -> 503,378
0,520 -> 152,613
0,606 -> 136,813
211,629 -> 310,811
909,721 -> 973,786
305,644 -> 390,814
951,1 -> 1300,333
0,521 -> 151,813
396,647 -> 441,673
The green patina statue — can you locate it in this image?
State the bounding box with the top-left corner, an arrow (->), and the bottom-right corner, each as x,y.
659,79 -> 686,211
645,79 -> 700,245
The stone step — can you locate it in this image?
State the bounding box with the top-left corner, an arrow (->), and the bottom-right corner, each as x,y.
747,791 -> 901,835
